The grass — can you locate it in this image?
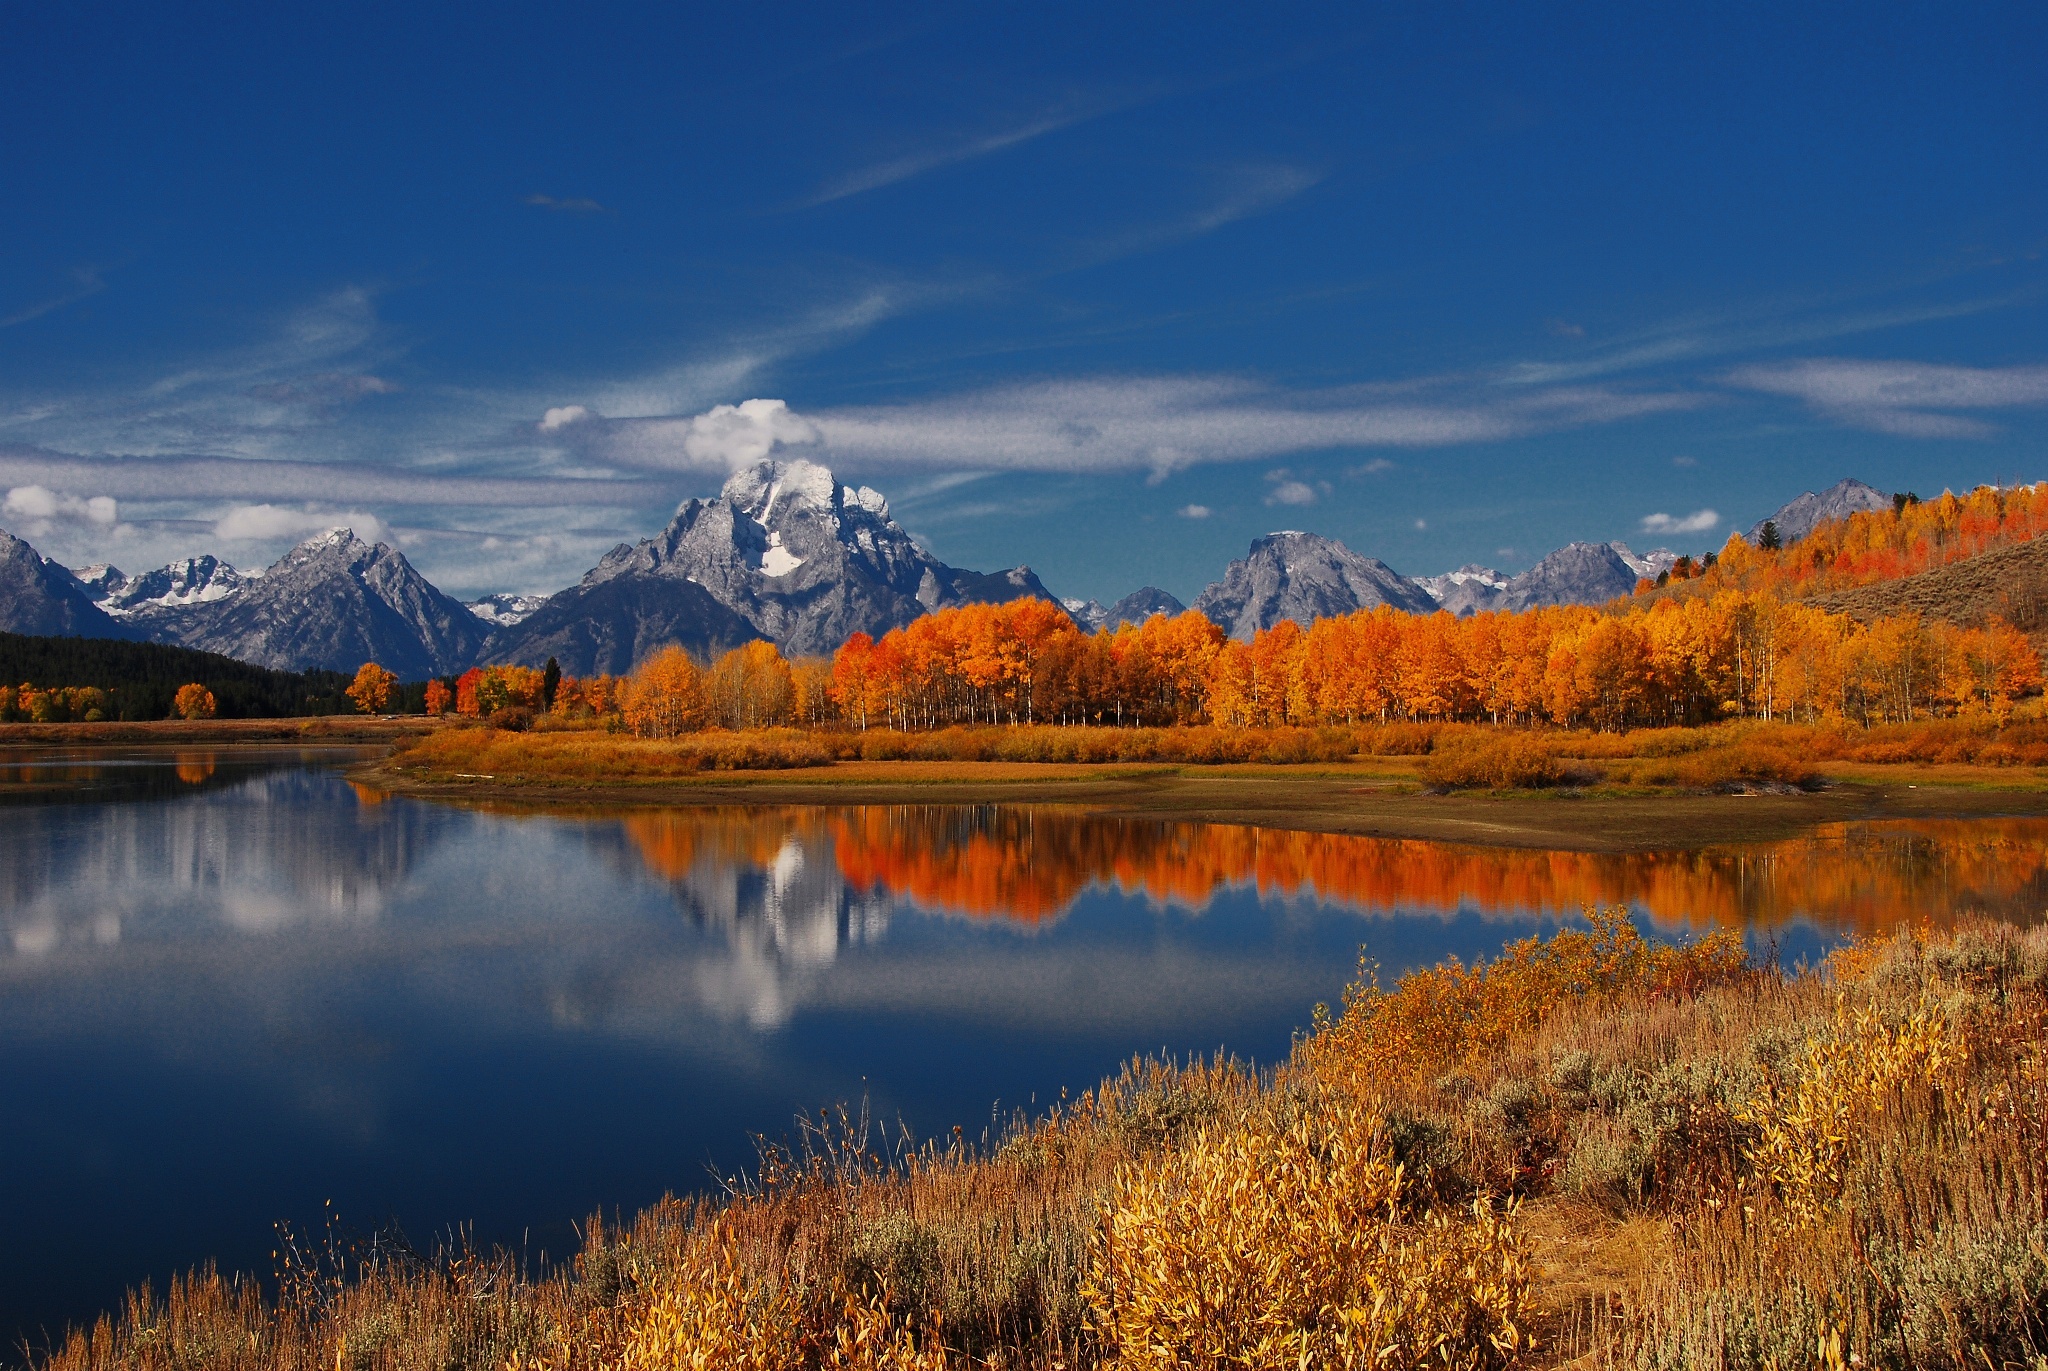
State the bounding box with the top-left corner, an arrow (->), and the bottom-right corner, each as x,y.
26,914 -> 2048,1370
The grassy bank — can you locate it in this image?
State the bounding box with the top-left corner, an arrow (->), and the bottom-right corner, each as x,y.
29,915 -> 2047,1370
385,716 -> 2048,790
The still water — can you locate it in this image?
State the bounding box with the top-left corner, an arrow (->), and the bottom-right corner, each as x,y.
2,746 -> 2045,1345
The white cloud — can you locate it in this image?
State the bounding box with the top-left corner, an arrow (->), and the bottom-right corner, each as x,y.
4,485 -> 117,526
1176,503 -> 1212,519
1670,454 -> 1697,468
539,404 -> 593,433
676,398 -> 821,471
1725,358 -> 2048,437
214,504 -> 388,545
1414,518 -> 1428,531
1639,509 -> 1720,535
1351,457 -> 1397,475
1265,479 -> 1318,507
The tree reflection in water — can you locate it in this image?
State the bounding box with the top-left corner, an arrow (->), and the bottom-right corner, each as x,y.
622,806 -> 2048,935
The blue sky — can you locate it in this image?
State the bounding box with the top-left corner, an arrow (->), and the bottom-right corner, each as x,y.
2,1 -> 2044,602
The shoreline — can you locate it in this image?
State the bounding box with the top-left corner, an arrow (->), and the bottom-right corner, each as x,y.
350,754 -> 2048,852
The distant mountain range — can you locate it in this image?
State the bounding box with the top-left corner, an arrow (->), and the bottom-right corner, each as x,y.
0,463 -> 1883,675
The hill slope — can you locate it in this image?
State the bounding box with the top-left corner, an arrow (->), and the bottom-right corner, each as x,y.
1804,534 -> 2048,646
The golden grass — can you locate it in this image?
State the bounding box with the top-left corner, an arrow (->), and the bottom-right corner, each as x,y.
31,914 -> 2048,1370
386,717 -> 2048,800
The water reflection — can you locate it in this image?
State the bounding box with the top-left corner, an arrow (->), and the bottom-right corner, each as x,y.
1,752 -> 2044,1347
614,805 -> 2048,938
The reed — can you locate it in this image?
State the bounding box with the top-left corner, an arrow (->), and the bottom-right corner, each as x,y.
29,918 -> 2045,1370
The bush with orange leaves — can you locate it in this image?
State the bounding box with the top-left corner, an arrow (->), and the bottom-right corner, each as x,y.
1301,909 -> 1751,1093
1086,1095 -> 1529,1370
1418,731 -> 1566,790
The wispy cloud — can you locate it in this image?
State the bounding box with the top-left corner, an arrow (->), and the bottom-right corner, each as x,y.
1724,358 -> 2048,437
1176,503 -> 1211,519
807,377 -> 1693,479
525,193 -> 608,214
1504,290 -> 2026,388
1640,509 -> 1719,535
0,446 -> 666,508
0,267 -> 106,329
805,94 -> 1147,206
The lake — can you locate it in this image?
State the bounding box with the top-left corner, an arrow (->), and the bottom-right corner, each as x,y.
3,745 -> 2045,1346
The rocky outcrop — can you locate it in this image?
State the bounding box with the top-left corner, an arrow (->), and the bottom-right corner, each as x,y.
1749,477 -> 1891,545
86,556 -> 249,616
1192,532 -> 1437,639
0,528 -> 128,638
485,459 -> 1073,671
1102,587 -> 1186,629
143,529 -> 486,678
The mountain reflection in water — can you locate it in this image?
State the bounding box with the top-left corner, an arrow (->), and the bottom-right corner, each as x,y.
1,751 -> 2044,1348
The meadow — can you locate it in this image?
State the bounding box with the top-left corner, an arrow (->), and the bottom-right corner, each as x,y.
29,914 -> 2046,1370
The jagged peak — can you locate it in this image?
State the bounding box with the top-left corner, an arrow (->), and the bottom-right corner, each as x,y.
720,458 -> 840,521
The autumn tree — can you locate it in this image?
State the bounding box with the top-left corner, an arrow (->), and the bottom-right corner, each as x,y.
622,646 -> 707,738
423,678 -> 453,715
173,683 -> 217,720
346,662 -> 398,715
707,641 -> 795,729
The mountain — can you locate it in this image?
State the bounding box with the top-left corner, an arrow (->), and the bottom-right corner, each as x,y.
1192,531 -> 1437,640
84,556 -> 250,616
1412,544 -> 1678,616
1749,477 -> 1891,545
140,529 -> 486,678
1102,587 -> 1186,629
466,593 -> 548,627
484,459 -> 1071,672
1414,565 -> 1511,617
1496,541 -> 1675,611
0,528 -> 129,638
1061,597 -> 1109,631
476,574 -> 761,676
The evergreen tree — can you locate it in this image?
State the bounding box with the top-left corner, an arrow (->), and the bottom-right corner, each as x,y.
1758,520 -> 1781,551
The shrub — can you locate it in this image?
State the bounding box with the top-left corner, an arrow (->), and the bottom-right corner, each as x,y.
1418,733 -> 1566,790
488,706 -> 534,732
1085,1097 -> 1530,1370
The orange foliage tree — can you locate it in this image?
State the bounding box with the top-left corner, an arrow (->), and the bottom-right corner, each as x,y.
173,683 -> 217,721
345,662 -> 398,715
621,646 -> 708,738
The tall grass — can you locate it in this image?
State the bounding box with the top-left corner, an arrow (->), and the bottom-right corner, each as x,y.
33,917 -> 2044,1370
391,715 -> 2048,794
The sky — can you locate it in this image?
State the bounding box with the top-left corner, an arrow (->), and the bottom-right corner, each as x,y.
2,1 -> 2045,604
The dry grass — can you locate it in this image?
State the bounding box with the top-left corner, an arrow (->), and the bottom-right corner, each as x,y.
28,914 -> 2047,1370
387,717 -> 2048,800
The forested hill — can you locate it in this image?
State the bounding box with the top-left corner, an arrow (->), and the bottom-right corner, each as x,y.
0,632 -> 354,719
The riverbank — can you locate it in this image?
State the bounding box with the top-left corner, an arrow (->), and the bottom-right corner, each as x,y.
357,727 -> 2048,852
0,716 -> 436,745
31,916 -> 2047,1370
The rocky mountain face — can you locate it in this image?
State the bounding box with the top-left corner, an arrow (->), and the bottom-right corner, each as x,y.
465,593 -> 548,627
1749,477 -> 1891,545
1103,587 -> 1186,629
1192,531 -> 1438,640
1494,541 -> 1676,611
484,459 -> 1067,673
0,529 -> 129,638
1410,544 -> 1678,616
83,556 -> 250,616
1414,565 -> 1512,617
141,529 -> 486,678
